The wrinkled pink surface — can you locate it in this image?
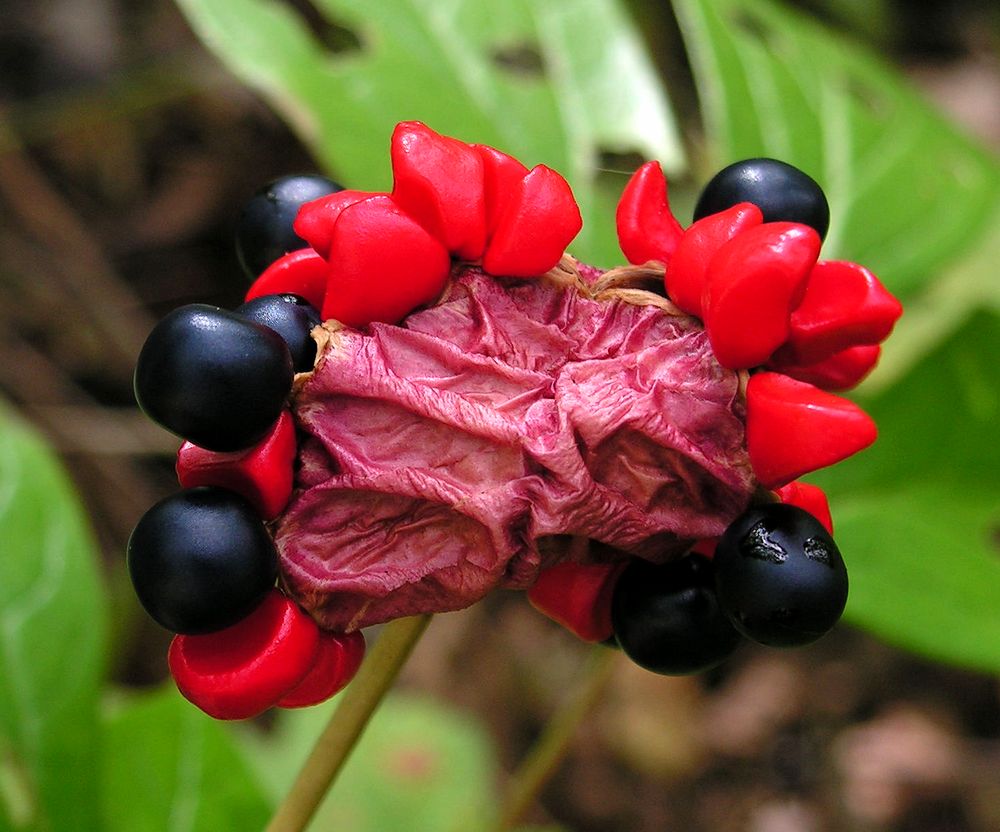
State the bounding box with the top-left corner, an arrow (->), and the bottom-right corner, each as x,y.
276,267 -> 755,631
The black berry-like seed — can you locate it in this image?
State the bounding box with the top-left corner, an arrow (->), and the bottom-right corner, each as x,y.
693,158 -> 830,240
714,503 -> 848,648
127,487 -> 279,634
134,304 -> 293,452
235,174 -> 343,278
611,555 -> 743,675
235,294 -> 321,372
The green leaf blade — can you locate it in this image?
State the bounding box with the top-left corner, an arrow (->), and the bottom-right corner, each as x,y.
834,484 -> 1000,673
0,405 -> 109,831
101,687 -> 272,832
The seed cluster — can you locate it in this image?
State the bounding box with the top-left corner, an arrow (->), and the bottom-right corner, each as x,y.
127,122 -> 901,719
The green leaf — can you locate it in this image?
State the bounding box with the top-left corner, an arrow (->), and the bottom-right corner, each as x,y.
866,206 -> 1000,393
100,687 -> 271,832
0,403 -> 108,831
175,0 -> 685,266
812,310 -> 1000,672
242,693 -> 497,831
672,0 -> 1000,296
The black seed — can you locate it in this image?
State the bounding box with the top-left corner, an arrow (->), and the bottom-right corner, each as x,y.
611,555 -> 743,675
741,520 -> 788,563
127,488 -> 278,634
693,158 -> 830,240
235,294 -> 321,373
714,503 -> 848,647
235,174 -> 343,278
134,304 -> 293,452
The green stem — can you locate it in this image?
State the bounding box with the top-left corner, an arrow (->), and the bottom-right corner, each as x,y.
492,645 -> 620,831
265,614 -> 433,832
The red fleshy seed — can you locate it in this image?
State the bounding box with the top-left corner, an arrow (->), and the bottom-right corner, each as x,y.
769,343 -> 881,391
703,222 -> 821,369
690,538 -> 718,558
168,590 -> 320,720
527,561 -> 628,643
176,410 -> 297,521
292,190 -> 371,259
481,165 -> 582,278
786,260 -> 903,364
244,248 -> 328,310
615,161 -> 685,266
390,122 -> 488,260
471,143 -> 530,236
746,371 -> 878,488
774,480 -> 834,534
665,203 -> 763,317
321,195 -> 451,328
277,630 -> 366,709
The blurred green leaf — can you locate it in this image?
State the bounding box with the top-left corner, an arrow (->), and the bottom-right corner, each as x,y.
242,693 -> 497,831
868,207 -> 1000,393
100,686 -> 271,832
813,309 -> 1000,671
673,0 -> 1000,296
174,0 -> 685,266
0,403 -> 108,831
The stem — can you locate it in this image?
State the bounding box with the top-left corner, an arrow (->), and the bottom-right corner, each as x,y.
492,645 -> 620,831
266,614 -> 433,832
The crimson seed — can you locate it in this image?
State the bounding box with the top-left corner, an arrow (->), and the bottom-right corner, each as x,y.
236,174 -> 343,278
127,487 -> 279,634
611,555 -> 743,675
714,503 -> 848,647
693,158 -> 830,240
134,304 -> 293,452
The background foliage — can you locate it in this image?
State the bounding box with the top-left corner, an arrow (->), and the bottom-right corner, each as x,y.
0,0 -> 997,829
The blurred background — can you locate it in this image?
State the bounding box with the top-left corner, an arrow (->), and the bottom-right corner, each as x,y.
0,0 -> 998,830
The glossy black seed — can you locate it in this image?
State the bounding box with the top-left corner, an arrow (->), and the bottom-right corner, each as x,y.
714,503 -> 848,647
611,555 -> 743,675
235,294 -> 321,372
134,304 -> 293,452
127,487 -> 278,634
693,158 -> 830,240
235,174 -> 343,278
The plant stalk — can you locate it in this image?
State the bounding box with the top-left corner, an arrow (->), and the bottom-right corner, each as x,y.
492,645 -> 620,831
265,613 -> 433,832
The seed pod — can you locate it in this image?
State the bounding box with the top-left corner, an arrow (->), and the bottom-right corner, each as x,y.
321,195 -> 452,327
616,161 -> 685,267
528,561 -> 628,643
176,410 -> 297,521
391,121 -> 488,260
244,248 -> 328,311
665,202 -> 762,317
277,630 -> 366,709
702,223 -> 821,369
481,165 -> 582,277
471,143 -> 530,234
168,590 -> 320,720
785,260 -> 903,364
746,371 -> 877,487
